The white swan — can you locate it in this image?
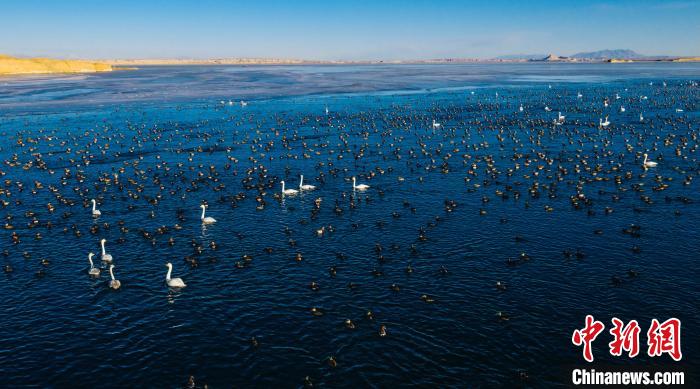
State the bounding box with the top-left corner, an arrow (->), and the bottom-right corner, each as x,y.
599,116 -> 610,128
432,120 -> 441,129
577,92 -> 583,98
352,176 -> 370,191
91,199 -> 101,217
100,239 -> 113,262
519,105 -> 524,112
620,106 -> 626,112
281,180 -> 299,196
200,204 -> 217,224
639,113 -> 644,122
544,106 -> 552,112
325,106 -> 329,115
557,112 -> 565,122
88,252 -> 100,277
299,175 -> 316,191
240,100 -> 248,107
165,262 -> 186,288
643,153 -> 658,168
109,265 -> 121,290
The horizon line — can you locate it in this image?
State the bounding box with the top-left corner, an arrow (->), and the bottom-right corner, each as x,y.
5,52 -> 700,64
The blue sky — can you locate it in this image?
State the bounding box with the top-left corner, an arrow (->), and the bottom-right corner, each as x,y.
1,0 -> 698,60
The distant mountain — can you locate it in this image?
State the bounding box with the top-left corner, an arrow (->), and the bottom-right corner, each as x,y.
542,54 -> 569,61
494,54 -> 547,60
571,49 -> 645,60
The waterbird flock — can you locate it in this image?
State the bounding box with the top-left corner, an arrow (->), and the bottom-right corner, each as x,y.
1,78 -> 698,387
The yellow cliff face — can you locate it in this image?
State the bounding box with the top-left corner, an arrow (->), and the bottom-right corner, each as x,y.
0,55 -> 113,75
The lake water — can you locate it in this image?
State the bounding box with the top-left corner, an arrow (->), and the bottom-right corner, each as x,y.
0,63 -> 698,387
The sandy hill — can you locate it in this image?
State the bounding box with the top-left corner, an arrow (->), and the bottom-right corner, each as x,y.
0,54 -> 112,75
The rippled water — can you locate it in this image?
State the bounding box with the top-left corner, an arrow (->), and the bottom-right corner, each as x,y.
0,64 -> 699,387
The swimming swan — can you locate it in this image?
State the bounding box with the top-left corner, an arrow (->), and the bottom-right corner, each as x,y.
165,262 -> 186,288
299,175 -> 316,191
281,181 -> 299,195
91,199 -> 101,217
109,265 -> 121,290
88,252 -> 100,277
643,153 -> 658,168
100,239 -> 113,262
352,177 -> 370,191
200,204 -> 217,224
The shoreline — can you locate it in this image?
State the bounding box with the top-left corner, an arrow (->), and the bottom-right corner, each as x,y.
0,55 -> 113,76
105,57 -> 700,66
2,56 -> 699,77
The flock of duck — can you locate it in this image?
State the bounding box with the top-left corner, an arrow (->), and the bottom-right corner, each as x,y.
81,172 -> 370,291
1,78 -> 698,386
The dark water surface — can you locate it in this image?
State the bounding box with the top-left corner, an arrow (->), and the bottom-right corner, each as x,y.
0,63 -> 699,387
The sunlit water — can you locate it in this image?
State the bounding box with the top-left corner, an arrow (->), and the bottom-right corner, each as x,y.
1,63 -> 699,387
